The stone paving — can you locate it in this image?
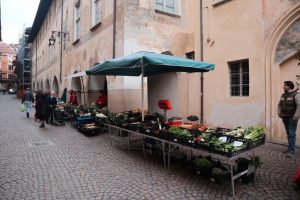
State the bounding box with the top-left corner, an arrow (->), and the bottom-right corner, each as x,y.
0,94 -> 299,200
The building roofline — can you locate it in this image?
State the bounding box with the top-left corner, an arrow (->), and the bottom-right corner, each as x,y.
27,0 -> 52,43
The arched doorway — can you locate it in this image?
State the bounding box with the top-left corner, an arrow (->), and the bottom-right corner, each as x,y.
265,5 -> 300,145
87,76 -> 107,104
52,76 -> 59,96
45,79 -> 51,91
71,77 -> 82,105
40,81 -> 44,90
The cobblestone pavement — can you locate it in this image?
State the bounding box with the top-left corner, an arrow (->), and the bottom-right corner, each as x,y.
0,94 -> 300,200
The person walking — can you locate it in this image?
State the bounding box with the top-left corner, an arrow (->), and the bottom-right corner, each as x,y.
278,81 -> 300,158
47,91 -> 57,124
22,88 -> 34,118
35,91 -> 49,128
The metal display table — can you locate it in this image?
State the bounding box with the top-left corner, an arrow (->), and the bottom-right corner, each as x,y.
102,123 -> 263,198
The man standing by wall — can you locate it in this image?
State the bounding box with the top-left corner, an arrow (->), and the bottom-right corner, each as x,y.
278,81 -> 300,158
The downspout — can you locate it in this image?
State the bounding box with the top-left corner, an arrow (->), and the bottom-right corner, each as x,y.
59,0 -> 63,83
35,40 -> 37,84
113,0 -> 117,59
200,0 -> 204,124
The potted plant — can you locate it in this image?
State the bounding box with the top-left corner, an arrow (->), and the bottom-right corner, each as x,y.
236,156 -> 262,184
193,157 -> 213,179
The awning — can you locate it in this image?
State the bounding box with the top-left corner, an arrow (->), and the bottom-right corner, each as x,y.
64,71 -> 86,79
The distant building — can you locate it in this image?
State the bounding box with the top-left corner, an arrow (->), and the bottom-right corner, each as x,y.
0,42 -> 17,91
14,27 -> 32,97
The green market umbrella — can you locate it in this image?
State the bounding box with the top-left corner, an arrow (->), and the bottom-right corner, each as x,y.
86,51 -> 215,120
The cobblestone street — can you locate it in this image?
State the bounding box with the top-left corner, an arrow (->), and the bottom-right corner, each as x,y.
0,94 -> 300,200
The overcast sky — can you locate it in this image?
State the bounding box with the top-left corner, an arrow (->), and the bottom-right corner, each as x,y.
2,0 -> 40,44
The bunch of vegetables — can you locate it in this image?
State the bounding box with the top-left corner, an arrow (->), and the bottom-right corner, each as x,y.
168,127 -> 192,138
224,128 -> 245,138
244,126 -> 265,141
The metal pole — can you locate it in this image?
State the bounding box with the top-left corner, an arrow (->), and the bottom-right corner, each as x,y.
200,0 -> 204,124
112,0 -> 116,59
141,59 -> 144,121
59,0 -> 63,83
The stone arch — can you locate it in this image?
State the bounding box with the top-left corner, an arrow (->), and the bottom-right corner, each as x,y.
45,79 -> 51,91
52,76 -> 59,96
71,77 -> 82,105
33,82 -> 36,91
265,4 -> 300,144
87,76 -> 107,104
36,82 -> 40,90
40,80 -> 44,90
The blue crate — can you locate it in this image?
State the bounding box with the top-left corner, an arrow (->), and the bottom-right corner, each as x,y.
76,115 -> 95,124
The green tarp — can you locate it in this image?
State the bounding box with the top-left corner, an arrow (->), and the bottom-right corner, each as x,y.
86,51 -> 215,76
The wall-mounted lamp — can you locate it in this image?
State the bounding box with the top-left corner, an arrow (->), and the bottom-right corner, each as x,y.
48,31 -> 69,46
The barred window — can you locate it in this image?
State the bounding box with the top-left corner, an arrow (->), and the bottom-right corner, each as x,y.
229,59 -> 249,96
155,0 -> 179,15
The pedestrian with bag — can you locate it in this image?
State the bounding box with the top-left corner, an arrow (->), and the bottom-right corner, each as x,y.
22,88 -> 34,118
278,81 -> 300,158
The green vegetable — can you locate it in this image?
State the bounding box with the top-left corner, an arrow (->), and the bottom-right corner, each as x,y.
168,127 -> 192,137
244,126 -> 265,141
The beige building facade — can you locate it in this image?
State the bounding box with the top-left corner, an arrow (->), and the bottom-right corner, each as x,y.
201,0 -> 300,145
28,0 -> 300,145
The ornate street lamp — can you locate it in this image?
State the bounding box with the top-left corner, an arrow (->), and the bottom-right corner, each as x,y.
48,31 -> 68,46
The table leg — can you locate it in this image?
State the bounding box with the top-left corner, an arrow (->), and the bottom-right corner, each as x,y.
162,142 -> 166,168
142,136 -> 146,158
231,164 -> 235,198
168,143 -> 171,169
128,131 -> 130,150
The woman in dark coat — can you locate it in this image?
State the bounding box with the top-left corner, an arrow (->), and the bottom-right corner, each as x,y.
35,92 -> 49,128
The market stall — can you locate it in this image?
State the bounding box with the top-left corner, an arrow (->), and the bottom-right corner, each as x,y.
99,115 -> 265,198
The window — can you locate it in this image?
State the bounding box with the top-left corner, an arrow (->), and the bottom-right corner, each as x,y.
8,55 -> 13,62
8,65 -> 13,70
229,59 -> 249,96
185,51 -> 195,60
8,74 -> 14,80
91,0 -> 101,28
73,0 -> 81,41
155,0 -> 179,16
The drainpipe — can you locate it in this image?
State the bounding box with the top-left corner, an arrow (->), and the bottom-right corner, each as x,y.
35,40 -> 37,85
59,0 -> 63,83
200,0 -> 204,124
112,0 -> 117,59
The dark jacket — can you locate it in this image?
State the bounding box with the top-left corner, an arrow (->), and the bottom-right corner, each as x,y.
278,90 -> 300,118
22,91 -> 34,103
47,96 -> 57,109
35,94 -> 49,121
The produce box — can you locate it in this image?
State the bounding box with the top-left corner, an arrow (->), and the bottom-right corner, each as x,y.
77,123 -> 101,136
208,135 -> 250,157
76,115 -> 95,124
248,134 -> 265,150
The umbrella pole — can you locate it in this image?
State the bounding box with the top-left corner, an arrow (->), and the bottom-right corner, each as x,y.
141,59 -> 144,122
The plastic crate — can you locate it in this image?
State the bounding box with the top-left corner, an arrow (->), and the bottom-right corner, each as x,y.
76,115 -> 95,124
77,124 -> 101,136
248,134 -> 265,150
